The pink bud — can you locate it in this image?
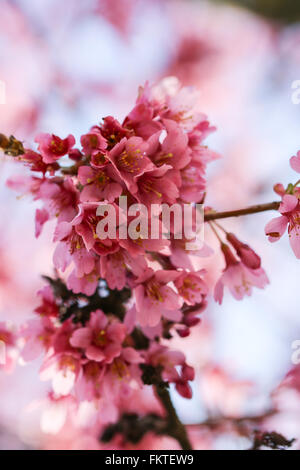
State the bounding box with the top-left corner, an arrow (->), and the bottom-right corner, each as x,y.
184,315 -> 201,327
182,364 -> 195,381
68,149 -> 82,161
273,183 -> 285,196
221,243 -> 239,268
175,381 -> 193,399
226,233 -> 261,270
177,327 -> 190,338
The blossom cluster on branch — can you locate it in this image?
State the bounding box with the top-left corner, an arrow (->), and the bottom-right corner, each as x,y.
1,77 -> 300,450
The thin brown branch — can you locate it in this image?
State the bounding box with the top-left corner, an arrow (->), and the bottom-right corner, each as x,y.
204,201 -> 280,221
154,384 -> 193,450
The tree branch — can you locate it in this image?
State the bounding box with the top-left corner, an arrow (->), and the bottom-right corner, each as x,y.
154,384 -> 193,450
204,201 -> 280,221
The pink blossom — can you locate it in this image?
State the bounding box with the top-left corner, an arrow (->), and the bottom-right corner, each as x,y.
151,119 -> 191,170
108,136 -> 153,194
134,268 -> 183,327
20,149 -> 59,174
80,127 -> 107,156
135,165 -> 179,205
20,317 -> 56,361
53,220 -> 96,277
100,250 -> 147,290
70,202 -> 119,256
35,133 -> 75,164
67,267 -> 99,296
226,232 -> 261,270
265,193 -> 300,258
40,352 -> 82,396
70,310 -> 126,363
174,270 -> 208,306
99,116 -> 132,150
78,165 -> 122,203
35,208 -> 49,237
214,244 -> 269,304
290,151 -> 300,174
146,344 -> 194,399
34,285 -> 59,318
38,177 -> 79,223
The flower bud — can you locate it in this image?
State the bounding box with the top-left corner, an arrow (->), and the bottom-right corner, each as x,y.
226,233 -> 261,269
175,381 -> 193,399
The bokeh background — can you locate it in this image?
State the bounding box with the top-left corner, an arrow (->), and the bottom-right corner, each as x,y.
1,0 -> 300,450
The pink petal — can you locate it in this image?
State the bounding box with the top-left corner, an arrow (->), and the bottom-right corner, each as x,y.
280,194 -> 298,213
35,208 -> 49,238
214,279 -> 224,304
265,215 -> 288,242
290,151 -> 300,173
289,226 -> 300,259
122,347 -> 141,364
86,345 -> 105,362
53,221 -> 72,242
70,328 -> 92,348
53,242 -> 72,272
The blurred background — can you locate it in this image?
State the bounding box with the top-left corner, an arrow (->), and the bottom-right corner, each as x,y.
1,0 -> 300,450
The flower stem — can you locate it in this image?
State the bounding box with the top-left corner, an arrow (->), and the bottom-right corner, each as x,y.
204,201 -> 280,221
154,384 -> 193,450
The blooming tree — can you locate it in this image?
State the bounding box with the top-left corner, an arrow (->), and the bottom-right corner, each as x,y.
0,77 -> 299,450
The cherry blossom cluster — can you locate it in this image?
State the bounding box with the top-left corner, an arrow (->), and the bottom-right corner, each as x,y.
2,77 -> 286,448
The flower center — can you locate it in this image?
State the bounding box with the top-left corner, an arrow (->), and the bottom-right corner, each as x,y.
147,282 -> 164,302
111,358 -> 129,379
93,329 -> 108,347
118,148 -> 142,173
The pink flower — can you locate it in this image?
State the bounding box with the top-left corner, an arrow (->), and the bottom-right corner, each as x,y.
108,136 -> 153,194
38,177 -> 79,223
35,208 -> 49,237
78,165 -> 122,203
149,76 -> 205,131
151,119 -> 191,170
214,244 -> 269,304
100,250 -> 146,290
290,151 -> 300,173
134,268 -> 183,327
146,344 -> 194,399
226,232 -> 261,270
70,310 -> 126,363
20,317 -> 56,361
34,285 -> 59,318
265,194 -> 300,258
67,267 -> 99,296
53,220 -> 96,277
100,116 -> 132,150
35,133 -> 75,164
80,127 -> 107,156
40,352 -> 82,396
71,202 -> 119,256
135,165 -> 179,205
174,270 -> 208,306
179,165 -> 206,203
20,149 -> 59,174
75,361 -> 106,402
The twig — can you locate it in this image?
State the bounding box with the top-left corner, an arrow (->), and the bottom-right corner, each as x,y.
154,384 -> 193,450
204,201 -> 280,221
